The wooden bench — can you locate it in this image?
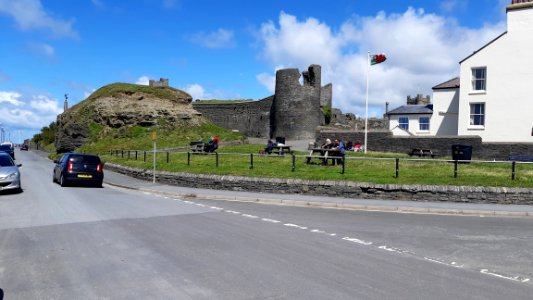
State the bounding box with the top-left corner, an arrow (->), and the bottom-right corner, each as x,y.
270,145 -> 292,155
306,148 -> 343,165
190,141 -> 205,153
408,148 -> 436,158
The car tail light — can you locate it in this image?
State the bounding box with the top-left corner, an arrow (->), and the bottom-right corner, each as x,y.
97,164 -> 102,172
68,161 -> 73,172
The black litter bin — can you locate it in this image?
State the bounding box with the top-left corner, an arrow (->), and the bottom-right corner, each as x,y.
452,144 -> 472,161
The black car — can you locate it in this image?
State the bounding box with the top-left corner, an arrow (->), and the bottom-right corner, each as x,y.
20,144 -> 28,151
53,153 -> 104,187
0,144 -> 15,160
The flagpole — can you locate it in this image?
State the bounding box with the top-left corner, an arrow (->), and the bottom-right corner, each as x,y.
364,51 -> 369,154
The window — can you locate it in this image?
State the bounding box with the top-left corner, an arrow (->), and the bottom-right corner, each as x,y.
419,117 -> 430,131
471,67 -> 486,91
399,117 -> 409,130
470,103 -> 485,126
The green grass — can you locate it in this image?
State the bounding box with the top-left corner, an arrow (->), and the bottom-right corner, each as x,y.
84,83 -> 187,103
101,144 -> 533,188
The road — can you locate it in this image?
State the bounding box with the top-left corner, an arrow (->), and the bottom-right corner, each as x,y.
0,149 -> 532,299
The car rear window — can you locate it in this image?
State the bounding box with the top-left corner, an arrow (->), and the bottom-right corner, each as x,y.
0,145 -> 13,151
69,155 -> 101,164
0,155 -> 14,166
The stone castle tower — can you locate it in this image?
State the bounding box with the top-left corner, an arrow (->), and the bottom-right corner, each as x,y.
272,64 -> 331,139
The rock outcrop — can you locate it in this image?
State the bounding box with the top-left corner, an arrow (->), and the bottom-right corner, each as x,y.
55,83 -> 202,153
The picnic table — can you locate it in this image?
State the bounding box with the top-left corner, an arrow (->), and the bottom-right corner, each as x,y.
306,148 -> 343,165
408,148 -> 436,158
270,145 -> 292,155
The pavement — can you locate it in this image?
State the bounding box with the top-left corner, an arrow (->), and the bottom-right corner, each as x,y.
103,168 -> 533,218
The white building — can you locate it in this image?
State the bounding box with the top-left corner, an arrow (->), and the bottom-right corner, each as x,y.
390,0 -> 533,142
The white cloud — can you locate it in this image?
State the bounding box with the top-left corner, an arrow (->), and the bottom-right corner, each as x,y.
256,73 -> 276,94
0,0 -> 78,38
27,42 -> 55,59
440,0 -> 467,13
29,95 -> 63,115
136,76 -> 150,85
0,91 -> 62,130
256,10 -> 505,117
183,84 -> 206,100
0,91 -> 23,106
91,0 -> 104,8
189,28 -> 235,49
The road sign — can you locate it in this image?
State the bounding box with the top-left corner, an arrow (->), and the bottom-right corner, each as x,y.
151,131 -> 157,141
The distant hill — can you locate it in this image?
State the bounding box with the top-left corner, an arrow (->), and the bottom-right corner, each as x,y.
55,83 -> 204,153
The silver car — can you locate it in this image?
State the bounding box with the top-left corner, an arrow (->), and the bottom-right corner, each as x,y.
0,152 -> 22,193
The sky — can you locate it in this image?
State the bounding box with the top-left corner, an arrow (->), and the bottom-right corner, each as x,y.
0,0 -> 511,143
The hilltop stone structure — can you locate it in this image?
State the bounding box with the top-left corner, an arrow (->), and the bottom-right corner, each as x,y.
193,64 -> 332,139
149,78 -> 169,87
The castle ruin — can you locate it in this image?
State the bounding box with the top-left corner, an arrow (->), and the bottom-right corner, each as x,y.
193,64 -> 332,139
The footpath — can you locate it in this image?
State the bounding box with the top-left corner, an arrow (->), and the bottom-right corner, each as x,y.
104,169 -> 533,217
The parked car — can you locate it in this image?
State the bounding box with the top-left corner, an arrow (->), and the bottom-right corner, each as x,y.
20,144 -> 28,151
0,152 -> 22,193
53,153 -> 104,187
0,144 -> 15,160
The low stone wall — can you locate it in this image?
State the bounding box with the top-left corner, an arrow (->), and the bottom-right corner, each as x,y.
105,163 -> 533,204
317,130 -> 533,160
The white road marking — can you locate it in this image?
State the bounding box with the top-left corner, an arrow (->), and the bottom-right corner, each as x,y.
284,223 -> 308,230
195,203 -> 207,207
142,192 -> 152,195
261,218 -> 281,223
225,210 -> 241,214
424,257 -> 463,268
242,214 -> 259,219
310,229 -> 325,233
342,237 -> 372,246
378,245 -> 410,254
183,200 -> 194,204
210,206 -> 223,210
480,269 -> 530,283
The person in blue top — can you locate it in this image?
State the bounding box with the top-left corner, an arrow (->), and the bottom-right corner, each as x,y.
333,138 -> 346,165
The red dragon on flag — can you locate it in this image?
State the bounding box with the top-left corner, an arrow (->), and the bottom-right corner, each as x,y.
370,54 -> 387,65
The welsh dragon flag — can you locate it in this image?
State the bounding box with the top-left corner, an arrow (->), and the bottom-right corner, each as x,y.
370,53 -> 387,65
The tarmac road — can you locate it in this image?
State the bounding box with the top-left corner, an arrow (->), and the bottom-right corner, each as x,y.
0,149 -> 532,299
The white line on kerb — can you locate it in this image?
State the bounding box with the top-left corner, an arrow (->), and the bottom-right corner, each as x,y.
261,218 -> 281,223
342,237 -> 372,246
424,257 -> 463,268
284,223 -> 308,230
480,269 -> 530,283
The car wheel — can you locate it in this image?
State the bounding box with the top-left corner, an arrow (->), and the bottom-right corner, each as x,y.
52,173 -> 56,183
96,180 -> 103,188
60,174 -> 68,187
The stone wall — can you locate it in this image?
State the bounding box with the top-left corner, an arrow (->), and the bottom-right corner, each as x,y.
316,130 -> 533,160
272,65 -> 322,139
193,97 -> 273,137
105,163 -> 533,204
193,64 -> 330,140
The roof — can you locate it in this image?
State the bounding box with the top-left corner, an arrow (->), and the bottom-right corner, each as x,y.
386,104 -> 433,115
432,77 -> 460,90
459,32 -> 507,64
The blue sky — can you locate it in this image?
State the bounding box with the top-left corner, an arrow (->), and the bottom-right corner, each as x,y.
0,0 -> 510,143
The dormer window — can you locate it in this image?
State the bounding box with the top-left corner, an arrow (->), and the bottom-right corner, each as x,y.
471,67 -> 486,91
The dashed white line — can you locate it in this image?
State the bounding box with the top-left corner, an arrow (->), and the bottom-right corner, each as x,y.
310,229 -> 325,234
210,206 -> 223,210
225,210 -> 241,214
480,269 -> 530,283
261,218 -> 281,223
424,257 -> 463,268
378,245 -> 410,254
284,223 -> 308,230
342,237 -> 372,246
242,214 -> 259,219
183,200 -> 194,204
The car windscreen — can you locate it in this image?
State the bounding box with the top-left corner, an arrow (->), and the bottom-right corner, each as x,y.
69,155 -> 101,164
0,155 -> 14,167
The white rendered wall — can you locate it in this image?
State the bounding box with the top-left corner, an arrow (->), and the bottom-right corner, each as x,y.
388,114 -> 432,136
431,88 -> 459,136
458,7 -> 533,142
